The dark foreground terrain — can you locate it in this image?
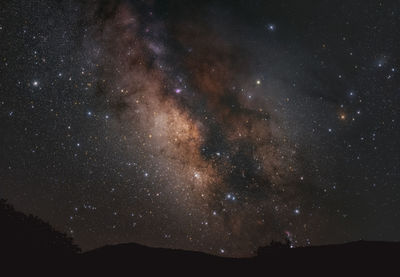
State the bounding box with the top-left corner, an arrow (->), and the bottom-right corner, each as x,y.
1,199 -> 399,274
79,240 -> 400,274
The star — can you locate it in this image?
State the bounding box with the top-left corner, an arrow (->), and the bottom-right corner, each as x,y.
267,24 -> 276,31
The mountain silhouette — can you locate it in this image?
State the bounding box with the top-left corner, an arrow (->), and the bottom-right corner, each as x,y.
79,240 -> 400,274
1,198 -> 398,274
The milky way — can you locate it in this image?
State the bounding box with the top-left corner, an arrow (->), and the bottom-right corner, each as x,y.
2,0 -> 400,257
79,1 -> 323,255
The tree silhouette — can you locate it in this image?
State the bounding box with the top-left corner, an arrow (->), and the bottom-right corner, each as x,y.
0,199 -> 80,256
256,238 -> 292,256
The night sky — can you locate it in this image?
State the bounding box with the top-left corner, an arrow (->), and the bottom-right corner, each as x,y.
1,0 -> 399,257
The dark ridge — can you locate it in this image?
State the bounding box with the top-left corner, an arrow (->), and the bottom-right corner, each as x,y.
1,199 -> 398,274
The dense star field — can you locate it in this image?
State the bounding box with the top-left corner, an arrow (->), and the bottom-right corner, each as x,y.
1,0 -> 399,256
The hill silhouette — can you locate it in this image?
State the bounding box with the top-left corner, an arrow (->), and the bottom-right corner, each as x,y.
1,199 -> 399,274
79,240 -> 400,274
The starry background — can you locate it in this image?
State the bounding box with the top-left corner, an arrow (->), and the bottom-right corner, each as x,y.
1,0 -> 399,257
